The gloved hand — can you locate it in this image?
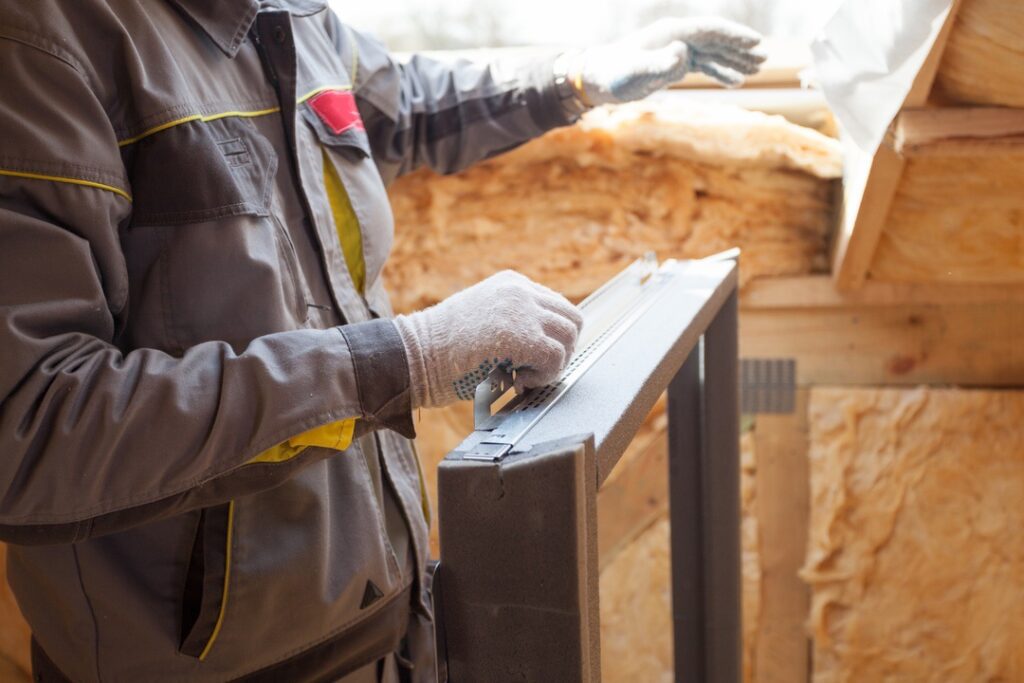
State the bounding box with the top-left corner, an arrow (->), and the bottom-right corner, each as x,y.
566,18 -> 765,106
394,271 -> 583,409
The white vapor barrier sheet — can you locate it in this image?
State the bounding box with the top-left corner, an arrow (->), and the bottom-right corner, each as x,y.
808,0 -> 954,257
809,0 -> 954,153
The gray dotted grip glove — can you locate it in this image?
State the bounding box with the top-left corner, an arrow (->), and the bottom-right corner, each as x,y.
394,271 -> 584,409
568,17 -> 765,106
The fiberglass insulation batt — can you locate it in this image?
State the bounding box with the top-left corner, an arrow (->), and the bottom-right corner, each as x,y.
804,387 -> 1024,682
384,99 -> 841,312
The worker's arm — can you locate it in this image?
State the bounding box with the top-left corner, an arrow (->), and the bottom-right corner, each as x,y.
330,15 -> 586,184
329,15 -> 763,184
0,37 -> 581,546
0,42 -> 413,545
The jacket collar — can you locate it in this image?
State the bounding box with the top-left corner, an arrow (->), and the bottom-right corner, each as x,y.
168,0 -> 330,57
168,0 -> 260,58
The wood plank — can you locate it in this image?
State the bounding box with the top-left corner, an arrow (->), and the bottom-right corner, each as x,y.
868,147 -> 1024,284
899,135 -> 1024,158
934,0 -> 1024,108
896,107 -> 1024,151
754,389 -> 810,683
741,275 -> 1024,308
740,299 -> 1024,386
830,141 -> 906,291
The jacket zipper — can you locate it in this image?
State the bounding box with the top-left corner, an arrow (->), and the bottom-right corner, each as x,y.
250,28 -> 280,88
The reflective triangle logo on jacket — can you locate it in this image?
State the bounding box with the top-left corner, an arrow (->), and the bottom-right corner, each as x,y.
309,89 -> 365,135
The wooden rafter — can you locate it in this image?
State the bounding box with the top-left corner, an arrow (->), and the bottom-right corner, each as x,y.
895,106 -> 1024,153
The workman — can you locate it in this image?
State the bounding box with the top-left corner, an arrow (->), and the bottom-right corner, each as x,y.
0,2 -> 762,680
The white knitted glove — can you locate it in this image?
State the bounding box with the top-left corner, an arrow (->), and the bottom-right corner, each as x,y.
568,18 -> 765,106
394,271 -> 583,409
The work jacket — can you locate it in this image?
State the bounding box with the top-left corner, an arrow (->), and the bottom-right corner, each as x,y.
0,0 -> 584,680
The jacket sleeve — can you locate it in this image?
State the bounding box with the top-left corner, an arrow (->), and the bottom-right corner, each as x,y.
0,40 -> 414,545
327,15 -> 587,184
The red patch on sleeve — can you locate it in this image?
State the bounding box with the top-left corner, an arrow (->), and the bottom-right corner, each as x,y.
309,89 -> 365,135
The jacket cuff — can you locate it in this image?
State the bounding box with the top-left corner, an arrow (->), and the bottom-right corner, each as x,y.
525,53 -> 589,131
339,320 -> 416,439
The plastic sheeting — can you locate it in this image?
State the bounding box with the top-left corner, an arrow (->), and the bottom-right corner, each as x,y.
810,0 -> 954,152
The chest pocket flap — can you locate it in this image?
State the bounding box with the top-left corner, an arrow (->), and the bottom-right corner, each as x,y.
127,117 -> 278,226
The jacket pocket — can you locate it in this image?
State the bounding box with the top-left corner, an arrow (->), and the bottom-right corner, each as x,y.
121,117 -> 311,353
179,502 -> 234,660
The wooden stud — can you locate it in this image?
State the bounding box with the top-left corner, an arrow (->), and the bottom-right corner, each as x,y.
830,140 -> 907,291
753,389 -> 811,683
740,299 -> 1024,387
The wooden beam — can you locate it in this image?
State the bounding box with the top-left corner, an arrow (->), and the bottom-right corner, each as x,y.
753,390 -> 811,683
830,141 -> 906,291
896,107 -> 1024,151
741,275 -> 1024,308
830,0 -> 964,291
931,0 -> 1024,108
900,134 -> 1024,158
740,298 -> 1024,387
598,273 -> 1024,568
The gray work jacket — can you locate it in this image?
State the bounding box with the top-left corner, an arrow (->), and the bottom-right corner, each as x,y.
0,0 -> 583,680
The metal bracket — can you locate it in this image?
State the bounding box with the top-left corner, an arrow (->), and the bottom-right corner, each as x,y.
474,366 -> 515,430
464,367 -> 517,462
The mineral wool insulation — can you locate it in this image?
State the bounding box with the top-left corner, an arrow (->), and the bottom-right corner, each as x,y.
804,388 -> 1024,682
384,100 -> 841,313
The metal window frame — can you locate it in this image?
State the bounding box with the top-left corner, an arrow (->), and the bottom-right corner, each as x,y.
434,257 -> 740,683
